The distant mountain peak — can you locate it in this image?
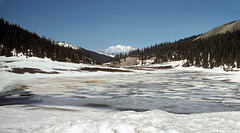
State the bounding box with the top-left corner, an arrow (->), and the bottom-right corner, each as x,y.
195,20 -> 240,40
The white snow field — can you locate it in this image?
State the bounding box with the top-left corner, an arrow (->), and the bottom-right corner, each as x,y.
1,105 -> 240,133
1,56 -> 240,133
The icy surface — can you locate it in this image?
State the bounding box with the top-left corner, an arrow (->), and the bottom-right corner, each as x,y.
24,71 -> 240,114
1,56 -> 240,132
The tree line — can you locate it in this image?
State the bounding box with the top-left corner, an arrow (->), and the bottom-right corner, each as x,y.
114,30 -> 240,68
0,18 -> 94,64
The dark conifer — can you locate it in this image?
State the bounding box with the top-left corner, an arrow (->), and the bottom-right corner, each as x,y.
0,18 -> 94,64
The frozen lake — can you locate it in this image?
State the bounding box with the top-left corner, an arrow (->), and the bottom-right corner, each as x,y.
1,57 -> 240,132
3,69 -> 240,114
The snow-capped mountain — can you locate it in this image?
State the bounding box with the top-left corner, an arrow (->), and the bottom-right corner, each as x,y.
196,20 -> 240,40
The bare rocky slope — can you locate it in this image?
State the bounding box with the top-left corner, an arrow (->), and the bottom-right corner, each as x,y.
196,20 -> 240,40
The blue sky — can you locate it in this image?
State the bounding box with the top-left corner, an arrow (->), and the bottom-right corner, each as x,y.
0,0 -> 239,52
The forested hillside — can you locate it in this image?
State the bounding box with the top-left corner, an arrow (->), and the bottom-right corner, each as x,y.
124,28 -> 240,69
0,18 -> 95,64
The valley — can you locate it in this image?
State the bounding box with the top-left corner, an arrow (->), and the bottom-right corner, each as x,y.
1,4 -> 240,132
1,56 -> 240,132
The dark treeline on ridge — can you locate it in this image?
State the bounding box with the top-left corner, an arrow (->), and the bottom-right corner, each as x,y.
0,18 -> 94,64
119,30 -> 240,69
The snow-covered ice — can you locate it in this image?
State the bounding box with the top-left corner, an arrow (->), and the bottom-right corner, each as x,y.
1,56 -> 240,133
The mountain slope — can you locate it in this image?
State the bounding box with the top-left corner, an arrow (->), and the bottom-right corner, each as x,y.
196,20 -> 240,40
125,20 -> 240,69
97,51 -> 115,58
0,18 -> 94,64
81,49 -> 112,64
0,18 -> 111,64
54,41 -> 112,63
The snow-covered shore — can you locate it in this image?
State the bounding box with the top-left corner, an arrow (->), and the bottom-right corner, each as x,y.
1,56 -> 240,133
1,105 -> 240,133
150,60 -> 240,83
0,56 -> 131,92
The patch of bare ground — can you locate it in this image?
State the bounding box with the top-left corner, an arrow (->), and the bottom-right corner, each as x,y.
115,107 -> 148,112
202,77 -> 231,82
83,80 -> 106,84
7,68 -> 59,74
124,66 -> 154,71
124,65 -> 173,70
224,68 -> 240,72
42,107 -> 78,112
53,68 -> 78,71
146,65 -> 173,69
219,79 -> 231,82
0,65 -> 8,68
2,61 -> 18,63
79,67 -> 132,72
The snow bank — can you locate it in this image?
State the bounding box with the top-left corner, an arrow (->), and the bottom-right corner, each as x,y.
39,110 -> 240,133
149,60 -> 240,83
0,106 -> 240,133
175,65 -> 240,83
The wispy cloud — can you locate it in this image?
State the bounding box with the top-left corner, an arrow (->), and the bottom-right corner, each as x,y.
104,45 -> 135,53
